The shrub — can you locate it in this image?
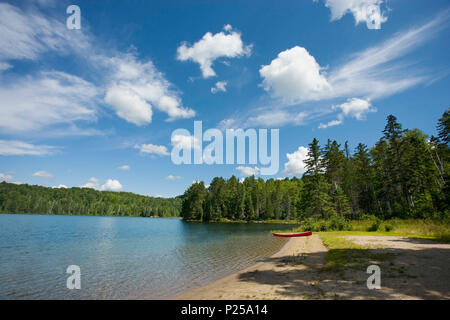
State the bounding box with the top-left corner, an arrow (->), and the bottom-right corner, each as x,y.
328,215 -> 351,231
367,219 -> 381,231
299,216 -> 351,232
361,214 -> 378,221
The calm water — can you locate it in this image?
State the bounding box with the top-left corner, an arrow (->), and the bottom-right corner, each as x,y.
0,214 -> 291,299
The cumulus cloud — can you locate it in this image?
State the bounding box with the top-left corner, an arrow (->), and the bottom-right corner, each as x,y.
135,143 -> 170,156
318,98 -> 375,128
236,166 -> 260,177
81,177 -> 99,189
260,46 -> 331,102
260,13 -> 447,104
104,53 -> 195,124
32,170 -> 53,178
166,175 -> 182,180
104,86 -> 152,126
335,97 -> 375,120
118,165 -> 130,171
0,140 -> 56,156
322,0 -> 388,29
171,134 -> 201,151
0,3 -> 194,136
283,146 -> 309,176
52,184 -> 68,189
211,81 -> 228,94
253,12 -> 448,130
101,179 -> 123,191
80,178 -> 122,191
177,25 -> 252,78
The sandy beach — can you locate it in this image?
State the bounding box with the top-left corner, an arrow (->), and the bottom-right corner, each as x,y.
174,234 -> 450,300
174,234 -> 329,299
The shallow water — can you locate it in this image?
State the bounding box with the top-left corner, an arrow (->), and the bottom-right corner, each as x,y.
0,213 -> 290,299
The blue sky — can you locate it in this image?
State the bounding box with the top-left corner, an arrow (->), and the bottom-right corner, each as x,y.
0,0 -> 449,197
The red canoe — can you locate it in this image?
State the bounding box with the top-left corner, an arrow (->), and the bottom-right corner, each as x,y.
272,231 -> 312,237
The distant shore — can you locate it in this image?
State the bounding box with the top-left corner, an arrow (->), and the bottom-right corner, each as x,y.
183,218 -> 300,225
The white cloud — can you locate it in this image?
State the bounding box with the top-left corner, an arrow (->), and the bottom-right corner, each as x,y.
81,177 -> 99,189
0,173 -> 14,182
253,12 -> 448,130
166,175 -> 182,180
260,13 -> 447,104
323,0 -> 388,29
283,146 -> 309,176
177,25 -> 252,78
104,53 -> 195,123
327,13 -> 449,100
82,177 -> 123,191
118,165 -> 130,171
218,104 -> 333,129
211,81 -> 228,94
0,71 -> 98,133
260,46 -> 331,102
0,4 -> 95,135
32,170 -> 53,178
171,134 -> 201,151
0,140 -> 56,156
223,24 -> 233,32
0,3 -> 193,136
318,118 -> 343,129
101,179 -> 123,192
246,110 -> 308,128
236,166 -> 260,177
52,184 -> 68,189
335,97 -> 375,120
135,143 -> 170,156
0,2 -> 88,65
319,98 -> 375,128
104,85 -> 152,126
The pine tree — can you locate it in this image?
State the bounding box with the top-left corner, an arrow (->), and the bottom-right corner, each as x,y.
352,143 -> 376,217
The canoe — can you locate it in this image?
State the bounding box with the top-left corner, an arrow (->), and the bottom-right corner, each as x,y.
272,231 -> 312,237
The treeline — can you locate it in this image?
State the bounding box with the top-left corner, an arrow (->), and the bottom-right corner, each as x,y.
0,183 -> 182,217
181,111 -> 449,222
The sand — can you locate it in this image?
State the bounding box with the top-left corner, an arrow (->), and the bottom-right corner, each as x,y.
173,234 -> 450,300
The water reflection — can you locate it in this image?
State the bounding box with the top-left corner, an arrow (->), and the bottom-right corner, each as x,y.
0,214 -> 292,299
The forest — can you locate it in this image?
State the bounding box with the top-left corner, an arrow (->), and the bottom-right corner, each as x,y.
0,182 -> 182,217
180,111 -> 449,223
1,111 -> 448,222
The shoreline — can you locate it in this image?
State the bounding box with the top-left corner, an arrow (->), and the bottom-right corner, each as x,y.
173,233 -> 450,300
172,234 -> 327,300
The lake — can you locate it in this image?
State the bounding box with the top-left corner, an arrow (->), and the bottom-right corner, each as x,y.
0,213 -> 291,299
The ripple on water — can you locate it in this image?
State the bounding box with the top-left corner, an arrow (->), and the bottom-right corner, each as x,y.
0,214 -> 290,299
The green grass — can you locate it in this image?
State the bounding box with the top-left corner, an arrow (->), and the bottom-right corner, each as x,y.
318,232 -> 396,276
276,219 -> 450,242
347,219 -> 450,242
318,219 -> 450,276
273,219 -> 450,277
